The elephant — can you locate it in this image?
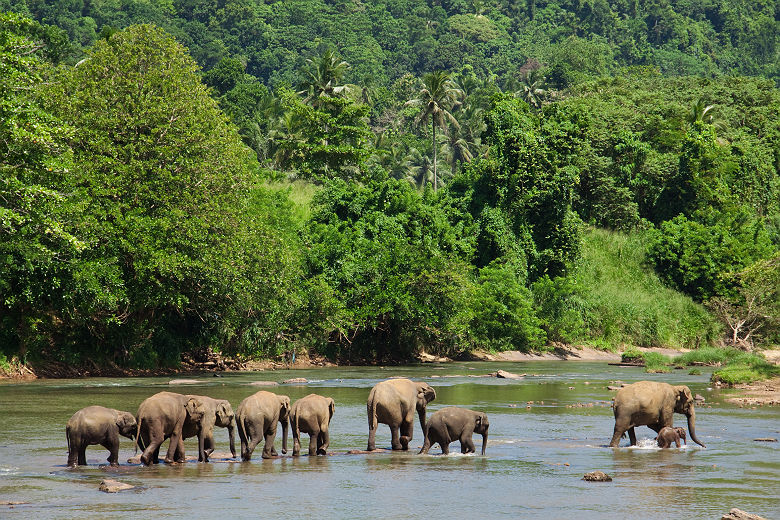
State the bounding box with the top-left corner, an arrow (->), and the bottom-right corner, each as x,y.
235,391 -> 290,460
419,407 -> 489,455
656,426 -> 687,448
65,406 -> 137,466
135,391 -> 208,465
609,381 -> 705,448
181,395 -> 236,462
366,378 -> 436,451
290,394 -> 335,456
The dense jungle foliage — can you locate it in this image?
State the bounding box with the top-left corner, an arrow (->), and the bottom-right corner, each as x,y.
1,2 -> 779,370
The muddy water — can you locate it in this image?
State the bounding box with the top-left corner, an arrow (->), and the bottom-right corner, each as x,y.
1,362 -> 778,519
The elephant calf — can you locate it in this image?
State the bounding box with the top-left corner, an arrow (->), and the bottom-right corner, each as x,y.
656,426 -> 687,448
290,394 -> 335,456
66,406 -> 137,466
419,407 -> 489,455
235,391 -> 290,460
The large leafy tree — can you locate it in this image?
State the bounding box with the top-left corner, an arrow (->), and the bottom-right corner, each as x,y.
46,24 -> 271,364
406,71 -> 462,191
0,13 -> 81,357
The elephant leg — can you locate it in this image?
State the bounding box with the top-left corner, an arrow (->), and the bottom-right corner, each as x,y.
292,426 -> 301,457
67,434 -> 81,466
390,424 -> 403,451
261,429 -> 277,459
102,438 -> 120,466
204,436 -> 215,458
440,441 -> 450,455
164,431 -> 182,463
366,404 -> 377,451
317,429 -> 329,455
308,432 -> 318,456
609,418 -> 629,447
152,446 -> 161,464
399,420 -> 413,451
419,434 -> 432,455
78,445 -> 88,466
628,427 -> 637,446
460,435 -> 476,454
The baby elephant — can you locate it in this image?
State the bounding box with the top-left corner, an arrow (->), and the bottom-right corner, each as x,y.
66,406 -> 137,466
656,426 -> 687,448
419,407 -> 489,455
290,394 -> 335,456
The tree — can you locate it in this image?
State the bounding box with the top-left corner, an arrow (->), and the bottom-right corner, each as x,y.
0,13 -> 81,356
405,71 -> 462,191
297,48 -> 353,107
47,24 -> 274,364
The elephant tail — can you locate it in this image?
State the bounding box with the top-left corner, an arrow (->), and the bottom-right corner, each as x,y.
236,414 -> 249,446
65,424 -> 71,457
366,390 -> 377,431
134,417 -> 143,455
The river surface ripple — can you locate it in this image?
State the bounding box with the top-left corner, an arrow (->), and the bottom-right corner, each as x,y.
1,362 -> 778,519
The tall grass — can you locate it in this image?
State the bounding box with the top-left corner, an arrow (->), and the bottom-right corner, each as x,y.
576,227 -> 721,350
265,179 -> 319,222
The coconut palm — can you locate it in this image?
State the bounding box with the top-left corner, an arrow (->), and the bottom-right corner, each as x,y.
515,68 -> 547,110
405,71 -> 463,191
298,48 -> 352,106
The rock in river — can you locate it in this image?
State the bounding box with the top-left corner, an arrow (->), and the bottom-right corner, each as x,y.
582,471 -> 612,482
492,370 -> 524,379
99,479 -> 134,493
281,378 -> 308,385
721,508 -> 769,520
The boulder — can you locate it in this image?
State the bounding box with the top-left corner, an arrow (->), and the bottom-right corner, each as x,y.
607,386 -> 621,391
168,379 -> 200,385
249,381 -> 279,387
694,394 -> 706,402
582,471 -> 612,482
721,508 -> 769,520
98,479 -> 134,493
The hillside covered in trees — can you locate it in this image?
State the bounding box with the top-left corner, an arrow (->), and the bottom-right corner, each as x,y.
1,2 -> 779,375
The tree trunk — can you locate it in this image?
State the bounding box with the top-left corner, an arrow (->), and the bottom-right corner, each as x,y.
432,121 -> 437,191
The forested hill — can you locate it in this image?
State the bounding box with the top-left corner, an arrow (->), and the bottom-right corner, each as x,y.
1,4 -> 779,377
3,0 -> 779,85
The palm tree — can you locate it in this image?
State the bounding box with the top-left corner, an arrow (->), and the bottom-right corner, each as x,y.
298,48 -> 352,106
405,71 -> 463,191
688,98 -> 715,125
407,148 -> 435,190
515,68 -> 547,110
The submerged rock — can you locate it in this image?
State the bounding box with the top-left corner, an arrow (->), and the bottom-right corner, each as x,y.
753,438 -> 777,442
721,508 -> 769,520
249,381 -> 279,387
168,379 -> 200,385
281,378 -> 308,385
99,479 -> 134,493
582,471 -> 612,482
492,370 -> 524,379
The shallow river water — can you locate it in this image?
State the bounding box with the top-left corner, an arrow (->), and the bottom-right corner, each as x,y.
1,362 -> 778,519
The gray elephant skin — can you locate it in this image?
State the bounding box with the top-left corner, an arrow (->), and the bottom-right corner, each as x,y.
609,381 -> 705,448
656,426 -> 687,448
290,394 -> 335,456
66,405 -> 136,466
235,390 -> 290,460
419,406 -> 489,455
135,391 -> 208,465
181,395 -> 236,461
366,378 -> 436,451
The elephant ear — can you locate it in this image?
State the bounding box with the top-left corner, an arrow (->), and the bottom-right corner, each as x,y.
674,386 -> 694,413
185,398 -> 205,422
217,402 -> 232,425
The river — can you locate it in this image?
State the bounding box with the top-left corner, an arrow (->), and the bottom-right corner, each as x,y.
1,362 -> 778,519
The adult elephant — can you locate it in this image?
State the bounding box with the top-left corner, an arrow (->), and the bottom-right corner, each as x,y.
366,378 -> 436,451
609,381 -> 705,448
135,392 -> 208,465
235,391 -> 290,460
419,407 -> 489,455
290,394 -> 335,456
181,395 -> 236,462
66,406 -> 136,466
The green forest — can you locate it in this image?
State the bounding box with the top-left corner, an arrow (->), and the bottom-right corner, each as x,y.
1,1 -> 779,378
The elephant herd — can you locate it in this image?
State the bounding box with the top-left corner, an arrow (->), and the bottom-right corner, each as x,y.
65,378 -> 705,467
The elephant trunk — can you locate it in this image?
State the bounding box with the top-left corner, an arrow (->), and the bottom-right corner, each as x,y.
228,423 -> 236,458
417,408 -> 427,439
281,416 -> 289,455
686,407 -> 705,448
481,431 -> 488,456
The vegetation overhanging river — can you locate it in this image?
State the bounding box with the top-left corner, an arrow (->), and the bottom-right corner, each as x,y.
1,362 -> 778,519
